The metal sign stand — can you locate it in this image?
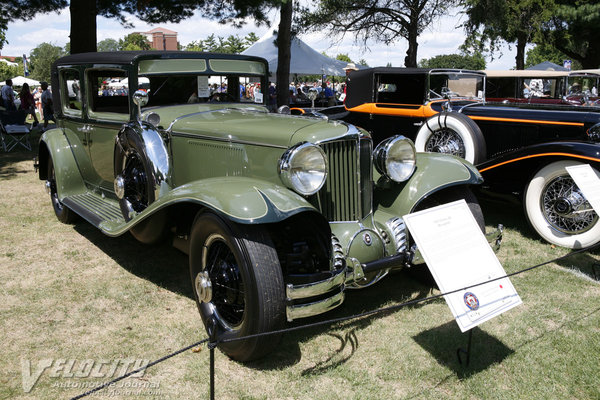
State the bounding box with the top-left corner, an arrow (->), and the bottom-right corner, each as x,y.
207,317 -> 218,400
456,329 -> 474,367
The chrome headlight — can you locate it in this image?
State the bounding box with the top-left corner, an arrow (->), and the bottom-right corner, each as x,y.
279,143 -> 327,196
374,135 -> 416,182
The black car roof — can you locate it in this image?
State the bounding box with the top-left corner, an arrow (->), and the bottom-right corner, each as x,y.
54,51 -> 268,67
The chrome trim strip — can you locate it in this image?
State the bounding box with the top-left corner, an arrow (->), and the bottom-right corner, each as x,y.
286,267 -> 346,300
170,131 -> 288,149
286,291 -> 345,321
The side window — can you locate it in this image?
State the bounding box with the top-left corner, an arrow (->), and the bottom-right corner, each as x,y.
86,68 -> 129,121
376,74 -> 425,104
60,68 -> 82,116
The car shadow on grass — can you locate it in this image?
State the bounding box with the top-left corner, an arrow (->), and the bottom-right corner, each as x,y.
73,222 -> 193,299
412,322 -> 514,379
248,270 -> 445,371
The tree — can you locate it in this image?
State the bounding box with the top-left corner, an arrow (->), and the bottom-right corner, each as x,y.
336,54 -> 353,63
540,0 -> 600,69
118,33 -> 151,51
461,0 -> 553,70
244,32 -> 260,48
299,0 -> 455,67
358,58 -> 369,67
29,43 -> 65,82
98,38 -> 119,52
525,43 -> 581,70
0,62 -> 19,82
418,53 -> 486,69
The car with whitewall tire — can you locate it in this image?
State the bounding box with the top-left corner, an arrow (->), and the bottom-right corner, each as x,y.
328,67 -> 600,249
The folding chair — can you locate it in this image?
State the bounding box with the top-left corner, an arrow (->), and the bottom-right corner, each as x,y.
0,110 -> 32,152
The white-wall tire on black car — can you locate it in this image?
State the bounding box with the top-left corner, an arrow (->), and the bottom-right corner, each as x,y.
524,160 -> 600,249
414,112 -> 486,165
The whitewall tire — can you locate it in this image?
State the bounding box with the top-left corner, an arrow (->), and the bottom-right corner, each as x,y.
415,112 -> 486,165
524,160 -> 600,249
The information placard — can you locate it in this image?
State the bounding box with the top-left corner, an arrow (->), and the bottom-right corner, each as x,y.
197,76 -> 210,98
403,200 -> 522,332
565,164 -> 600,213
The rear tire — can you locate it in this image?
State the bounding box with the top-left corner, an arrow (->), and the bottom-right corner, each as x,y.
189,212 -> 285,361
47,157 -> 77,224
524,161 -> 600,249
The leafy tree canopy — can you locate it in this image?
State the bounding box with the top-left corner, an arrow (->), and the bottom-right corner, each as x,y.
540,0 -> 600,69
299,0 -> 455,67
461,0 -> 554,69
97,38 -> 119,52
182,32 -> 258,54
335,54 -> 352,63
29,42 -> 65,82
0,61 -> 19,82
118,33 -> 151,51
418,53 -> 486,69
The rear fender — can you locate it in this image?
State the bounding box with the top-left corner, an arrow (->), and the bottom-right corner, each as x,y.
38,129 -> 86,200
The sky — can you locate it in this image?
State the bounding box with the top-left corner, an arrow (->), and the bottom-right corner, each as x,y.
1,6 -> 520,71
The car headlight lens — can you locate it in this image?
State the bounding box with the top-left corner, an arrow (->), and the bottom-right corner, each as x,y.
279,143 -> 327,196
374,135 -> 416,182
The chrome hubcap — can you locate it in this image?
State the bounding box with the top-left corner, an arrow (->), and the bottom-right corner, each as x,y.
195,271 -> 213,303
542,176 -> 598,234
425,129 -> 465,158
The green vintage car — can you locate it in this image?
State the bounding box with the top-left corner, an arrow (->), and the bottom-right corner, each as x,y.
38,51 -> 501,361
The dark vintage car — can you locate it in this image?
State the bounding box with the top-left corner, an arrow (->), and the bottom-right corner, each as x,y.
485,69 -> 599,106
38,52 -> 502,361
315,67 -> 600,249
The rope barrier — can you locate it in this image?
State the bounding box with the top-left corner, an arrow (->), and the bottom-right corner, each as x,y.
71,242 -> 599,399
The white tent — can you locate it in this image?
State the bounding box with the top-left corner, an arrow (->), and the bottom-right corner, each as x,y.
241,27 -> 352,77
0,76 -> 41,86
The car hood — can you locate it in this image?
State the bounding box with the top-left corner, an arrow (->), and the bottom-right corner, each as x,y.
150,104 -> 352,148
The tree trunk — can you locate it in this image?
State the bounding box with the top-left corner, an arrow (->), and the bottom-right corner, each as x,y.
404,21 -> 419,67
275,0 -> 293,108
515,35 -> 526,70
70,0 -> 97,54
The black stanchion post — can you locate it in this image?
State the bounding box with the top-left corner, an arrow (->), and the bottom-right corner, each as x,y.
456,329 -> 473,367
207,316 -> 218,400
592,264 -> 599,280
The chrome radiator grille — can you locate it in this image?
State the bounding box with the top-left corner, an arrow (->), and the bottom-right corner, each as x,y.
317,138 -> 372,221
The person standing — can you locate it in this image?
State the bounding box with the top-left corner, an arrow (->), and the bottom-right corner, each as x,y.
40,81 -> 55,130
19,83 -> 39,126
1,79 -> 16,111
34,86 -> 43,119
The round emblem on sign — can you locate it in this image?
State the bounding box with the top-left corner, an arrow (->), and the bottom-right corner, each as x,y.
463,292 -> 479,311
363,233 -> 372,246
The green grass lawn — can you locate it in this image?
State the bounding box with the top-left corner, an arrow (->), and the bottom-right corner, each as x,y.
1,139 -> 599,399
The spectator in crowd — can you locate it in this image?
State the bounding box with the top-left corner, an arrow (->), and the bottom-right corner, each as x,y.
19,83 -> 39,126
34,86 -> 43,120
41,81 -> 55,130
323,82 -> 335,106
1,78 -> 16,111
268,82 -> 277,111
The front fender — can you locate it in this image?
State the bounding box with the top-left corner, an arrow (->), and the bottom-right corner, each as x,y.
142,177 -> 318,225
38,128 -> 86,200
374,152 -> 482,218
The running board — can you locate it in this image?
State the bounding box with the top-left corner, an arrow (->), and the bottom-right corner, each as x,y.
62,192 -> 125,228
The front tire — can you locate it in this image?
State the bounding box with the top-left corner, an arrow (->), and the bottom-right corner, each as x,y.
524,161 -> 600,249
47,157 -> 77,224
189,212 -> 285,361
414,112 -> 486,165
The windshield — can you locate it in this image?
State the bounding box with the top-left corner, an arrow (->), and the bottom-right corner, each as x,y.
429,73 -> 484,100
567,76 -> 599,96
138,73 -> 265,107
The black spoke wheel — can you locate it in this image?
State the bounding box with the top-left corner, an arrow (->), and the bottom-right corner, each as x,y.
47,157 -> 77,223
189,212 -> 285,361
